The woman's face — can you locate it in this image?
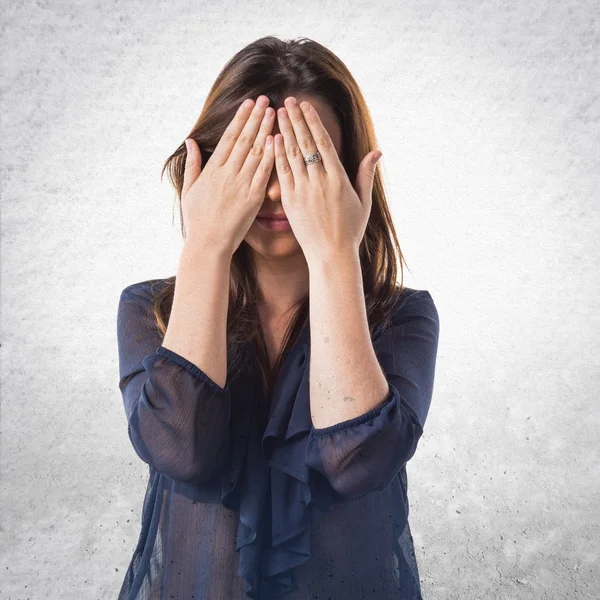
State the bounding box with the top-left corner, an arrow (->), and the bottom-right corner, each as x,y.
242,92 -> 343,260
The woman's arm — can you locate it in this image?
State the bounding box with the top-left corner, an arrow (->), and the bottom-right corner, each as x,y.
117,245 -> 233,484
305,278 -> 440,498
162,242 -> 232,390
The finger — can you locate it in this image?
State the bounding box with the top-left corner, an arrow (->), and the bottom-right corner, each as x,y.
277,106 -> 308,182
283,97 -> 322,178
249,134 -> 275,201
274,133 -> 294,194
227,95 -> 272,172
182,138 -> 202,198
239,106 -> 275,179
298,100 -> 340,174
210,97 -> 256,167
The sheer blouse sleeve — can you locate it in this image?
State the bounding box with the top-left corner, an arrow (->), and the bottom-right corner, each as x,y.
305,289 -> 440,499
116,281 -> 232,484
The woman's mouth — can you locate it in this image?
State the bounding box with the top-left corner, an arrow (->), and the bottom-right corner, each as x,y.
256,216 -> 291,231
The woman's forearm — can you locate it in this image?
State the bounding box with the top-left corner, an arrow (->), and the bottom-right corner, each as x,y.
161,243 -> 232,390
308,251 -> 390,430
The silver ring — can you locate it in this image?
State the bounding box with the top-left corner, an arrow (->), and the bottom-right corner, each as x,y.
303,151 -> 322,166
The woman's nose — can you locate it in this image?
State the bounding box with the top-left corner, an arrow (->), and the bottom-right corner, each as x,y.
265,167 -> 280,192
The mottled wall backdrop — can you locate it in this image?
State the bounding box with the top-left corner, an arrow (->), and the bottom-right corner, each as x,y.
1,0 -> 598,598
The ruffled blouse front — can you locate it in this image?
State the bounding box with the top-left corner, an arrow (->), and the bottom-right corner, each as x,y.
116,278 -> 440,599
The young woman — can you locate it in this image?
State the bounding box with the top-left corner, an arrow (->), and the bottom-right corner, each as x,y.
116,36 -> 440,600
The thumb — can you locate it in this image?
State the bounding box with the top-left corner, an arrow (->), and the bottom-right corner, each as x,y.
354,150 -> 382,204
182,138 -> 202,198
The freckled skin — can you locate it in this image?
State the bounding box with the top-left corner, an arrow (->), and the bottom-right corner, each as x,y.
343,396 -> 357,403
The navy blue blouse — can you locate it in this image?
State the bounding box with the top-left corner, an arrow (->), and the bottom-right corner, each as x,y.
116,278 -> 439,599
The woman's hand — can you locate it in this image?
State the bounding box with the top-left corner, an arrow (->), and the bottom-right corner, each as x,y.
274,96 -> 382,264
182,95 -> 275,256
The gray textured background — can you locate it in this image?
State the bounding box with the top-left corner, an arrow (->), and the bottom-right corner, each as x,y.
1,0 -> 598,598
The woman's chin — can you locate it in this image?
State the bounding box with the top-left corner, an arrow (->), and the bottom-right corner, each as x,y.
243,233 -> 302,258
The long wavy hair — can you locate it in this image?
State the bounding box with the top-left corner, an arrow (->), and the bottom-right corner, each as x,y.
153,36 -> 410,399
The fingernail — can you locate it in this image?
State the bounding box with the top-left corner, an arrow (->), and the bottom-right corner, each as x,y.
184,139 -> 191,152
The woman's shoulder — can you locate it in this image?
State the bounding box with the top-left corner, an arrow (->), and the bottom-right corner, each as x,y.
120,276 -> 174,304
392,286 -> 437,314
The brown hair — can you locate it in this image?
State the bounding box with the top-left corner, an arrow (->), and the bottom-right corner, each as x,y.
154,36 -> 410,398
